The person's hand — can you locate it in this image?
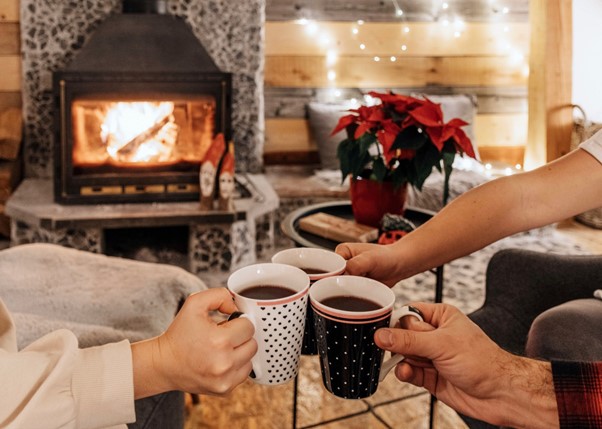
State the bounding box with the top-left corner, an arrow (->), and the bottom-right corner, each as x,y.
132,288 -> 257,398
375,303 -> 558,429
335,242 -> 403,287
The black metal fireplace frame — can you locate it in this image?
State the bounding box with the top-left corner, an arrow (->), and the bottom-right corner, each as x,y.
53,71 -> 232,204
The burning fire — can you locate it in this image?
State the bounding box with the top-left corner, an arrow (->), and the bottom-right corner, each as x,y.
100,102 -> 179,163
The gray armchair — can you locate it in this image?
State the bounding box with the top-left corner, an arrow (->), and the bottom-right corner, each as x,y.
462,248 -> 602,429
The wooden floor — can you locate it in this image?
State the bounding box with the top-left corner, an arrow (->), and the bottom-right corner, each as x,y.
185,219 -> 602,429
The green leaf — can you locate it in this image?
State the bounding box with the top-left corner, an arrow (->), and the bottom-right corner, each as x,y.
413,144 -> 441,190
372,158 -> 387,182
391,126 -> 428,151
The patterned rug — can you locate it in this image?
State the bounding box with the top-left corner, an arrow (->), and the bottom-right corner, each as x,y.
391,225 -> 591,315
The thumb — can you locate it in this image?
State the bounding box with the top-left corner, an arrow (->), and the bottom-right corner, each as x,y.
375,328 -> 436,360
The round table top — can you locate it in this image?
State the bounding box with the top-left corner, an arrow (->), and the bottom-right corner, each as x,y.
281,200 -> 436,250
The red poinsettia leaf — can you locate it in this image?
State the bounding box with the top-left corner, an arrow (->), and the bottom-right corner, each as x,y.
439,124 -> 457,144
452,128 -> 476,158
376,129 -> 396,155
331,114 -> 357,136
425,127 -> 445,151
408,103 -> 443,127
446,118 -> 469,128
354,122 -> 374,139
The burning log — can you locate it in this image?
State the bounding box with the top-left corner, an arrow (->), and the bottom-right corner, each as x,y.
116,114 -> 171,158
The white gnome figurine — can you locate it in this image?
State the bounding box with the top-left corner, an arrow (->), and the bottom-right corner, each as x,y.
199,133 -> 225,211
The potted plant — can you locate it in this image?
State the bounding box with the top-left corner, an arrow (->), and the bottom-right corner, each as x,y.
331,91 -> 477,227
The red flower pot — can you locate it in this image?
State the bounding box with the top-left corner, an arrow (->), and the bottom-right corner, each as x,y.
349,177 -> 408,228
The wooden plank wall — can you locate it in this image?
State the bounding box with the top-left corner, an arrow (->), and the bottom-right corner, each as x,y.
0,0 -> 21,111
0,0 -> 530,167
264,0 -> 530,166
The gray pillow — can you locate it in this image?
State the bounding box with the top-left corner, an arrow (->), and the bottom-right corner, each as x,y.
308,101 -> 355,170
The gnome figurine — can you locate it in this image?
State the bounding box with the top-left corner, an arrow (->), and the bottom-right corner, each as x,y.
217,142 -> 235,212
199,133 -> 226,211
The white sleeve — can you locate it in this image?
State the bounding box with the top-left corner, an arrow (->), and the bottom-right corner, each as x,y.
579,128 -> 602,164
0,301 -> 135,429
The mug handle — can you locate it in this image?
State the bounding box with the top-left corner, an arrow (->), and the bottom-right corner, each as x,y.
378,305 -> 424,382
228,311 -> 262,380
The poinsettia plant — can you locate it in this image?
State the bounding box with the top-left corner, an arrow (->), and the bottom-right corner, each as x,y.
331,91 -> 477,205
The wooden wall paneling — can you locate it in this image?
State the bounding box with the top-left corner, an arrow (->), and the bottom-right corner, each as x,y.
265,56 -> 528,88
0,22 -> 19,54
0,0 -> 19,22
265,114 -> 527,148
264,86 -> 527,118
478,145 -> 525,165
265,0 -> 529,22
525,0 -> 572,168
265,22 -> 529,57
0,55 -> 21,92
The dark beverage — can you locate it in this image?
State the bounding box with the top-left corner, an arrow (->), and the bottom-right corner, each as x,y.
239,284 -> 296,300
301,267 -> 329,275
320,295 -> 381,312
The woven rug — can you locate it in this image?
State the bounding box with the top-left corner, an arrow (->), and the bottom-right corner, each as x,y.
392,225 -> 591,315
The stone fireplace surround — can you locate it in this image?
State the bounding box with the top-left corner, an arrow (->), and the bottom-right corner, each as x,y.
7,0 -> 277,274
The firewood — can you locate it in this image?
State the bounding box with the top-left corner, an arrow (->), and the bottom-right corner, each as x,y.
298,212 -> 378,243
0,204 -> 9,238
116,114 -> 170,158
0,107 -> 23,160
0,159 -> 22,203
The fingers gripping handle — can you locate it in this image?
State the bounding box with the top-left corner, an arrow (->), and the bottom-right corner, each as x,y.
228,311 -> 262,380
379,305 -> 424,382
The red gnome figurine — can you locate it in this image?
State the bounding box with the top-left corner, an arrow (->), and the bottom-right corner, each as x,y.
199,133 -> 226,211
218,142 -> 235,212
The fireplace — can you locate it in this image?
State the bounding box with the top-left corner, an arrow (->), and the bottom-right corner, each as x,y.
53,1 -> 232,204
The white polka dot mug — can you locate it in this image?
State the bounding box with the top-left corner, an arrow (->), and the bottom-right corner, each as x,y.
271,247 -> 346,355
309,275 -> 423,399
227,263 -> 310,386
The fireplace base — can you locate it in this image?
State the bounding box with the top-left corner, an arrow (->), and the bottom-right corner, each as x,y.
5,175 -> 278,274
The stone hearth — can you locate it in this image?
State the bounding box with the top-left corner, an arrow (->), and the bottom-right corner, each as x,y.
6,175 -> 278,274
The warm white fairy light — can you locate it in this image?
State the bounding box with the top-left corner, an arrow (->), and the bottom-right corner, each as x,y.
327,70 -> 336,81
373,56 -> 381,62
359,43 -> 366,50
515,164 -> 522,170
326,49 -> 338,66
396,9 -> 403,17
403,26 -> 410,33
390,56 -> 397,62
357,20 -> 364,25
294,18 -> 309,25
454,31 -> 461,38
305,21 -> 319,36
352,27 -> 359,35
502,6 -> 509,14
401,44 -> 407,51
442,2 -> 449,9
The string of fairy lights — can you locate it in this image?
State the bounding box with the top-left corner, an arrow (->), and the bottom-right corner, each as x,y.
292,0 -> 528,174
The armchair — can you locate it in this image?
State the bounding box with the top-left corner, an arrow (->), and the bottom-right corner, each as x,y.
461,248 -> 602,429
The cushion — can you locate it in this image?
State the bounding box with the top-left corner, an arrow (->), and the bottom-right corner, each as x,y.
308,101 -> 357,170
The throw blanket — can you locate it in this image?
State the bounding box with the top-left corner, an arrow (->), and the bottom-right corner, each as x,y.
0,243 -> 206,349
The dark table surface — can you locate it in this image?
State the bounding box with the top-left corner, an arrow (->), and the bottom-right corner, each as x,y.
281,200 -> 436,250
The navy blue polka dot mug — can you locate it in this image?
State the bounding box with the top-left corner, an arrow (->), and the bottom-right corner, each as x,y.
227,263 -> 310,385
310,275 -> 423,399
271,247 -> 346,355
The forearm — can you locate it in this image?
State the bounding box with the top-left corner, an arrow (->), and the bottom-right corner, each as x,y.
131,337 -> 175,400
392,174 -> 530,278
496,357 -> 558,429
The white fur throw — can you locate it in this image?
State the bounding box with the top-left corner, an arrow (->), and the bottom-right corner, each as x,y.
0,243 -> 206,349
